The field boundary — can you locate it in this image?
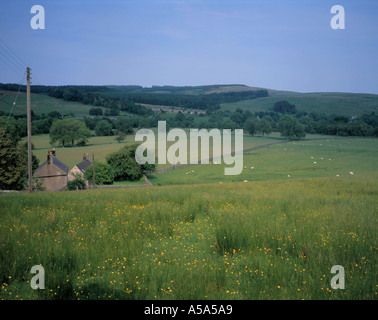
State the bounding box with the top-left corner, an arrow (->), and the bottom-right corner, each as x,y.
93,175 -> 153,189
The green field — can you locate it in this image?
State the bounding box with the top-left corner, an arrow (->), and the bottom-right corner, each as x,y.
221,92 -> 378,116
1,133 -> 377,300
27,133 -> 376,187
27,134 -> 137,170
0,91 -> 105,116
149,137 -> 378,186
0,175 -> 376,300
27,132 -> 288,170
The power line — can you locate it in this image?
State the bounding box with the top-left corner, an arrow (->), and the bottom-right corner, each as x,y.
0,38 -> 44,87
0,71 -> 27,145
0,50 -> 25,76
0,37 -> 28,71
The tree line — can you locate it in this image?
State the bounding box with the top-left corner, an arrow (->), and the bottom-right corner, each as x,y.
0,83 -> 268,115
1,99 -> 377,147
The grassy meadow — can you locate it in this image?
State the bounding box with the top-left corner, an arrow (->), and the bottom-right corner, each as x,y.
150,137 -> 378,186
0,175 -> 376,300
1,132 -> 377,300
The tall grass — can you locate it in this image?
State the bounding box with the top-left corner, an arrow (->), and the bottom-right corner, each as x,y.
0,175 -> 376,300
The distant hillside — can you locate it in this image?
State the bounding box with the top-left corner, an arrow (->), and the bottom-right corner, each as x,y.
0,83 -> 269,114
0,91 -> 104,116
221,91 -> 378,116
1,83 -> 378,117
107,84 -> 261,95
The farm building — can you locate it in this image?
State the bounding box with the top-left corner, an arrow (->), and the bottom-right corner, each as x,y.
68,153 -> 92,185
33,150 -> 68,191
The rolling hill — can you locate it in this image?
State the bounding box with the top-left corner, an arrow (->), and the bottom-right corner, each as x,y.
0,91 -> 105,116
220,91 -> 378,116
1,84 -> 378,117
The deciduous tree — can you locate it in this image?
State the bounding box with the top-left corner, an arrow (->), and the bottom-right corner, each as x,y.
278,114 -> 306,140
106,144 -> 156,181
49,118 -> 92,146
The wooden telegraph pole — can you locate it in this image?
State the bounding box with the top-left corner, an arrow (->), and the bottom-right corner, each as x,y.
27,67 -> 33,193
92,153 -> 95,189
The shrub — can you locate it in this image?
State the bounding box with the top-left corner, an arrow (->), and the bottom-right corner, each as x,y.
67,174 -> 87,190
84,162 -> 114,185
106,144 -> 156,181
94,120 -> 113,136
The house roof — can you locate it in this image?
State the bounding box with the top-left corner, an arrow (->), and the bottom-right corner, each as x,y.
52,157 -> 69,173
76,158 -> 92,172
34,157 -> 68,178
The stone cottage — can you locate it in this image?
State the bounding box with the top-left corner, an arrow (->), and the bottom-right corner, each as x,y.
68,153 -> 92,185
33,150 -> 68,191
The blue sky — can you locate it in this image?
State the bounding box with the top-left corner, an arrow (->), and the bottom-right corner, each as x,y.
0,0 -> 378,93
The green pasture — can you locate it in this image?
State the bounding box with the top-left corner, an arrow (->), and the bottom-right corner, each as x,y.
221,92 -> 378,116
28,134 -> 136,170
149,137 -> 378,186
0,91 -> 104,116
0,174 -> 376,300
27,132 -> 286,171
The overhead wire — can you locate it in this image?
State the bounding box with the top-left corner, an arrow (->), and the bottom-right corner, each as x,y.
0,37 -> 42,112
0,38 -> 47,145
0,71 -> 27,145
0,50 -> 25,76
0,37 -> 28,72
0,38 -> 45,89
0,37 -> 43,88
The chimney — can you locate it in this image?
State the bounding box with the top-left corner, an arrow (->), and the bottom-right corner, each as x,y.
47,151 -> 53,164
83,152 -> 89,161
